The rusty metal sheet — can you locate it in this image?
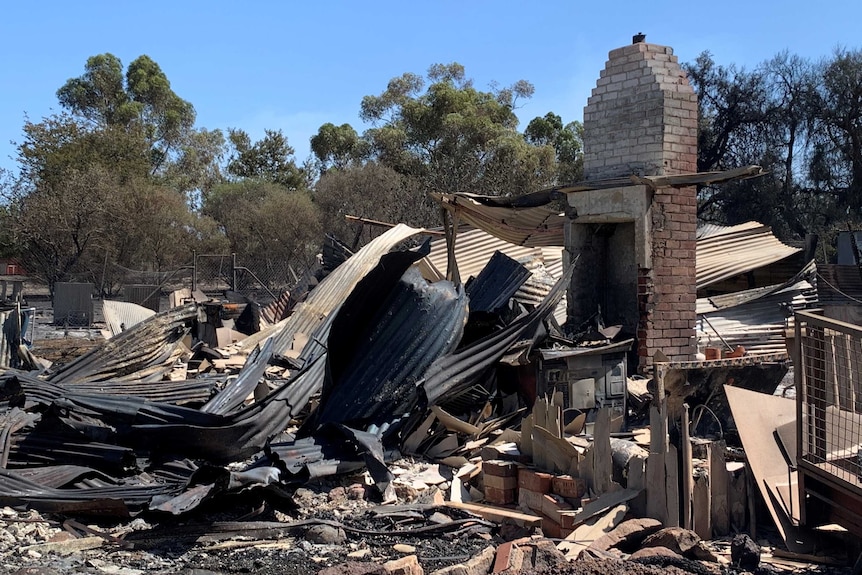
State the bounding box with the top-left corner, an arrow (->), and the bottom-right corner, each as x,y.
724,385 -> 812,552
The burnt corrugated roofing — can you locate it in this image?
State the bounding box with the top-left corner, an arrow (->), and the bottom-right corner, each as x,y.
270,224 -> 427,359
305,249 -> 468,433
466,252 -> 531,313
47,303 -> 198,384
697,276 -> 816,355
421,262 -> 573,405
696,222 -> 802,290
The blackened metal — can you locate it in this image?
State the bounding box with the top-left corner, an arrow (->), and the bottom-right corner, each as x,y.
47,303 -> 198,384
305,254 -> 467,434
200,338 -> 273,415
465,251 -> 531,313
421,263 -> 574,406
12,465 -> 120,489
270,224 -> 426,360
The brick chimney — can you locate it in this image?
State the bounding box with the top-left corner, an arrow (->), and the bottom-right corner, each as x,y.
566,38 -> 698,370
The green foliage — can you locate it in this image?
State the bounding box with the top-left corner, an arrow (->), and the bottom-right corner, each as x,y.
310,123 -> 370,172
226,128 -> 307,189
358,62 -> 555,197
525,112 -> 584,184
204,181 -> 321,284
314,162 -> 434,245
161,128 -> 226,201
18,113 -> 151,188
8,54 -> 228,293
56,53 -> 197,175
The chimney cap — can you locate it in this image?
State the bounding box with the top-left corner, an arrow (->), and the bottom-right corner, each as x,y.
633,32 -> 646,44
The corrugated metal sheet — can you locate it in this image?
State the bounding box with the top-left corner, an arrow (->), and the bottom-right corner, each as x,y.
270,223 -> 426,359
305,256 -> 468,433
47,303 -> 198,384
697,279 -> 817,354
434,193 -> 566,247
696,222 -> 802,290
200,338 -> 273,415
816,264 -> 862,305
419,227 -> 558,281
419,227 -> 567,325
422,263 -> 573,405
102,300 -> 156,337
466,252 -> 531,313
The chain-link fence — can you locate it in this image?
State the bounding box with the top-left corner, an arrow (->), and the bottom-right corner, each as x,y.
193,253 -> 309,305
44,252 -> 306,312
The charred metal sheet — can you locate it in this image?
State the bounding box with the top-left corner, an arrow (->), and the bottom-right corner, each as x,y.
73,354 -> 328,464
200,337 -> 273,415
267,424 -> 391,491
47,303 -> 198,384
0,467 -> 183,516
697,284 -> 814,355
0,370 -> 218,408
12,465 -> 120,489
697,263 -> 817,354
11,434 -> 138,474
0,407 -> 39,467
149,465 -> 282,515
465,251 -> 531,313
421,262 -> 573,406
63,377 -> 220,406
303,248 -> 467,433
270,224 -> 427,360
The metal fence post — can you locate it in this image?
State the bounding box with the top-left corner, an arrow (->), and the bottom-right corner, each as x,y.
192,251 -> 197,292
231,253 -> 237,292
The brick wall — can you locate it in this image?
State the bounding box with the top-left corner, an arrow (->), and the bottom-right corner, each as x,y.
577,39 -> 698,369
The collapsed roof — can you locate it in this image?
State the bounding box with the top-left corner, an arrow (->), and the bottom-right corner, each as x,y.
0,226 -> 571,517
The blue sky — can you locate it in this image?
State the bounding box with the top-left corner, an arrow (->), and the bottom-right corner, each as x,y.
2,1 -> 861,174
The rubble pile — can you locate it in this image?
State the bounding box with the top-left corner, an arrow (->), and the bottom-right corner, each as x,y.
0,221 -> 855,573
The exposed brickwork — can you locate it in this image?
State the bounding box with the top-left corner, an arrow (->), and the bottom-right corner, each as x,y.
584,42 -> 698,180
576,40 -> 698,370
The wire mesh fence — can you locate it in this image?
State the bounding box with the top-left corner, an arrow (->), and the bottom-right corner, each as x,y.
49,252 -> 308,312
797,311 -> 862,488
193,253 -> 306,304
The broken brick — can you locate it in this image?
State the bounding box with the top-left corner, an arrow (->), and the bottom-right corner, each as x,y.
383,554 -> 423,575
517,469 -> 552,493
483,460 -> 519,478
551,475 -> 585,499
